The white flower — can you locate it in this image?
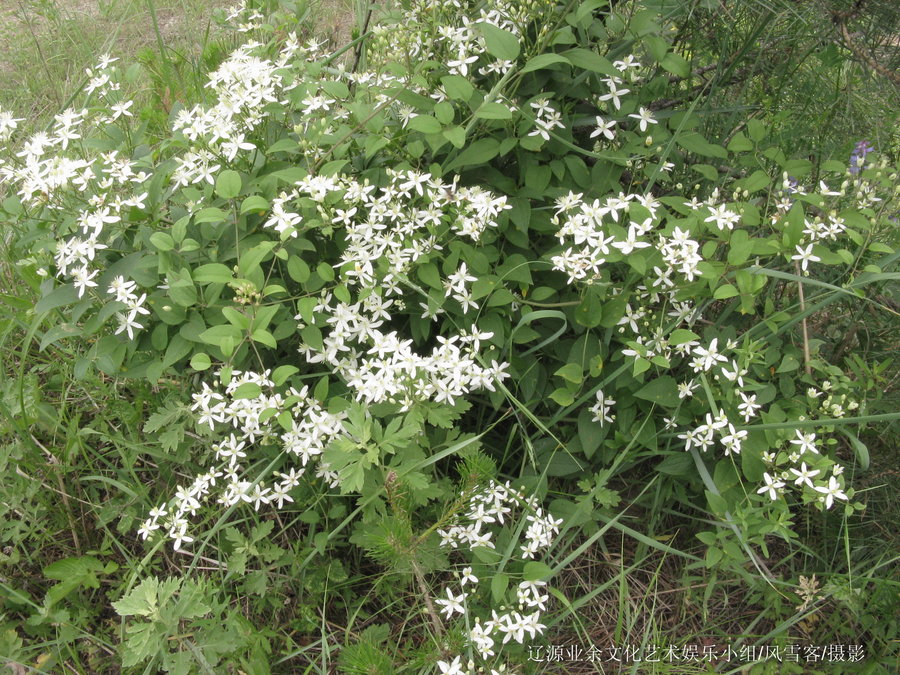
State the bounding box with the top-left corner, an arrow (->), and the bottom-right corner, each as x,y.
434,588 -> 466,619
791,244 -> 821,272
789,430 -> 819,455
628,106 -> 657,132
790,462 -> 821,488
814,476 -> 847,509
757,472 -> 785,500
72,265 -> 99,298
437,656 -> 464,675
589,115 -> 616,140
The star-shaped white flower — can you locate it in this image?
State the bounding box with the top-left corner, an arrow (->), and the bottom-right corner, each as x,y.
814,476 -> 848,509
791,244 -> 821,272
628,106 -> 657,132
434,588 -> 466,619
790,462 -> 821,488
757,472 -> 785,500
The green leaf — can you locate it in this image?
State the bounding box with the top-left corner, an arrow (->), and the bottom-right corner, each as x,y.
490,573 -> 509,604
727,132 -> 753,153
660,52 -> 690,78
440,75 -> 474,101
691,164 -> 719,182
407,115 -> 442,134
194,207 -> 228,224
520,53 -> 571,74
190,352 -> 211,370
747,119 -> 767,142
232,382 -> 262,399
555,362 -> 583,384
288,255 -> 311,283
549,387 -> 575,407
656,453 -> 694,476
239,241 -> 276,278
35,284 -> 79,314
112,577 -> 159,617
434,101 -> 455,124
477,22 -> 521,61
149,232 -> 174,252
316,261 -> 335,282
193,263 -> 234,284
251,328 -> 277,349
215,169 -> 241,199
669,329 -> 699,345
417,262 -> 442,290
562,48 -> 616,75
574,292 -> 603,328
168,280 -> 197,307
448,138 -> 499,170
523,561 -> 553,581
713,284 -> 739,299
442,125 -> 466,148
676,132 -> 728,159
634,376 -> 679,407
474,102 -> 512,120
272,365 -> 298,385
240,195 -> 270,215
222,306 -> 250,330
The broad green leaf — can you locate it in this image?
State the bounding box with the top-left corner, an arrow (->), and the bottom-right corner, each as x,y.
520,53 -> 571,74
193,263 -> 233,284
190,352 -> 211,370
440,75 -> 474,101
448,138 -> 500,171
240,195 -> 270,215
523,561 -> 553,581
562,48 -> 616,75
407,115 -> 442,134
477,22 -> 520,61
474,102 -> 513,120
194,207 -> 228,224
634,376 -> 679,407
149,232 -> 174,252
676,132 -> 728,159
215,170 -> 241,199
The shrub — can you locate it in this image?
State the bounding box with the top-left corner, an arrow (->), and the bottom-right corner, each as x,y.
1,0 -> 896,671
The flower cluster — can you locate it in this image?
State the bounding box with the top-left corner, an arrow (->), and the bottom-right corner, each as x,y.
289,169 -> 513,409
435,480 -> 560,670
138,369 -> 349,549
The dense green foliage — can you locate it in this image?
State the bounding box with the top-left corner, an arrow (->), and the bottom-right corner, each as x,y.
0,0 -> 897,673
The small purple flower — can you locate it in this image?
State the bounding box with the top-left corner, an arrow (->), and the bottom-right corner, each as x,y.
849,140 -> 874,175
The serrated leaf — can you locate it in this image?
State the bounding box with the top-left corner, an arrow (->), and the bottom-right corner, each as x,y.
112,577 -> 159,617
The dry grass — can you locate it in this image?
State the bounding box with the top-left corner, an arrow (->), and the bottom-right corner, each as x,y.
0,0 -> 234,125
